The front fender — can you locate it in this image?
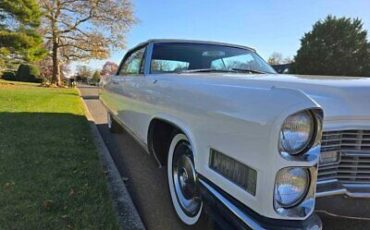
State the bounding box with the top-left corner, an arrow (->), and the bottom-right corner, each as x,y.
191,86 -> 322,221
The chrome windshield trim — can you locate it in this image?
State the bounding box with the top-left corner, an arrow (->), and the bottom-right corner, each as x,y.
199,179 -> 265,230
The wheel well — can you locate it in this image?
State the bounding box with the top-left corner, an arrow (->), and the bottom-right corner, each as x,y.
148,119 -> 179,166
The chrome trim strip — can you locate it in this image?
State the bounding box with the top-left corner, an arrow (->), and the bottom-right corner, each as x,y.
316,189 -> 370,198
316,189 -> 347,198
199,179 -> 265,230
316,179 -> 338,185
316,181 -> 370,198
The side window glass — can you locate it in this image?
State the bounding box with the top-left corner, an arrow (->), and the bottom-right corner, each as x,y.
119,47 -> 145,75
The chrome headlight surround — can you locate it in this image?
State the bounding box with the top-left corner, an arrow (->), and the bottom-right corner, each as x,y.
279,109 -> 323,161
274,167 -> 310,208
274,166 -> 318,218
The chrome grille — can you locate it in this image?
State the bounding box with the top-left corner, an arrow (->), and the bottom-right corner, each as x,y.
318,130 -> 370,183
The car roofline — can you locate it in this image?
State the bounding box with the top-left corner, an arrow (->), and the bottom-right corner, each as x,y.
129,39 -> 256,53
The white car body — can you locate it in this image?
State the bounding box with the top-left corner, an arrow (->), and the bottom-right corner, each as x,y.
100,39 -> 370,229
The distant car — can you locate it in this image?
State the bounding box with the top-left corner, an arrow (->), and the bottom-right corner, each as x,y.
100,39 -> 370,230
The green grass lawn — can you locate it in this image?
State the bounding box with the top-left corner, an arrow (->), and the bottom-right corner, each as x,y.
0,80 -> 119,229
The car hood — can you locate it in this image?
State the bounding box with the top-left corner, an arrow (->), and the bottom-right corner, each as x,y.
175,73 -> 370,122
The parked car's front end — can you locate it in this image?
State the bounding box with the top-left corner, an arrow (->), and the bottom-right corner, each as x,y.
185,82 -> 325,230
100,39 -> 370,230
200,75 -> 370,230
197,107 -> 325,229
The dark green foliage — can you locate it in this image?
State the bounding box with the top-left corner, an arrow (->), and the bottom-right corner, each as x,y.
291,16 -> 370,76
1,71 -> 15,80
0,0 -> 41,27
15,64 -> 42,83
0,0 -> 46,63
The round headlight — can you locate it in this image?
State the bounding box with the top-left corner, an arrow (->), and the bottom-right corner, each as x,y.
280,111 -> 314,155
274,167 -> 310,208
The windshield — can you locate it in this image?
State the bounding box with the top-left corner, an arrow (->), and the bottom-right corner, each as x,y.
150,42 -> 276,74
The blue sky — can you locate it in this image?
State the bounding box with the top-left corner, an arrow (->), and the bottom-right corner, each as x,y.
72,0 -> 370,72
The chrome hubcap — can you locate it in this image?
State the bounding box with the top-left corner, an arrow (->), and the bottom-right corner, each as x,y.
173,141 -> 201,217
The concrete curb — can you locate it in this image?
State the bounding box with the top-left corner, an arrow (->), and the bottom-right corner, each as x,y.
78,89 -> 146,230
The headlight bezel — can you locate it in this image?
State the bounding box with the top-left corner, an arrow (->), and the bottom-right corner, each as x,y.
279,111 -> 315,155
274,167 -> 311,208
279,109 -> 323,160
273,166 -> 318,218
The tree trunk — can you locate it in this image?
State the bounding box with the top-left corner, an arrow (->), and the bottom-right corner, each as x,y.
51,41 -> 59,85
51,13 -> 62,86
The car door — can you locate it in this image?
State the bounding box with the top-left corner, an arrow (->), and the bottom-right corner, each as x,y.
115,45 -> 149,142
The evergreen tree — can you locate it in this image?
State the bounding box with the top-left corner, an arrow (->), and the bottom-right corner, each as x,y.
292,16 -> 370,76
0,0 -> 46,69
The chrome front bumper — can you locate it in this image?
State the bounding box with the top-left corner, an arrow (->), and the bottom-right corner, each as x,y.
317,180 -> 370,198
199,176 -> 322,230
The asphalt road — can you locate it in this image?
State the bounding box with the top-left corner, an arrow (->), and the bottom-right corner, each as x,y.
78,85 -> 370,230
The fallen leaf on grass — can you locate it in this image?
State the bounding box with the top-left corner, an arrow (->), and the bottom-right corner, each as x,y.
3,181 -> 15,190
43,200 -> 54,209
69,188 -> 75,197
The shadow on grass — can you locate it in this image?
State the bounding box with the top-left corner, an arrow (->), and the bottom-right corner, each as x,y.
0,112 -> 118,229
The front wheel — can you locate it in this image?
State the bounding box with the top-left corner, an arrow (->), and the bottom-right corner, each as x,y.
167,133 -> 203,225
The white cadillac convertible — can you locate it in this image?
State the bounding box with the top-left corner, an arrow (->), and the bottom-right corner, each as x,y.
100,39 -> 370,230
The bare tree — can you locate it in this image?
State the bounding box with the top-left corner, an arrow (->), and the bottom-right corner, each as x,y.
267,52 -> 284,65
76,65 -> 92,82
283,57 -> 293,64
39,0 -> 135,85
101,61 -> 118,76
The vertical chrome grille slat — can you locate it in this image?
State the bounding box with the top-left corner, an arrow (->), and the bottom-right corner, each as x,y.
318,130 -> 370,184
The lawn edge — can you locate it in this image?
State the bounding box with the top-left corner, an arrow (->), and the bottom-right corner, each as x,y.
77,88 -> 146,230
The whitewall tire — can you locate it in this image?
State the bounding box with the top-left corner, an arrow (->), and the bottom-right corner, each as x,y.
167,133 -> 203,225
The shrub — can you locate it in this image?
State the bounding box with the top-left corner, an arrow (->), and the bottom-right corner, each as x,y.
15,64 -> 42,83
1,71 -> 16,81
